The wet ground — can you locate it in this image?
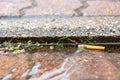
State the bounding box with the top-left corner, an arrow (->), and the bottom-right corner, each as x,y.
0,47 -> 120,80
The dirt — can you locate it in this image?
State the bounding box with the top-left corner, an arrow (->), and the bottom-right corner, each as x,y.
0,47 -> 120,80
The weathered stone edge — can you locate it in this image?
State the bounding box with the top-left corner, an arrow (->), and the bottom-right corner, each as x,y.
0,16 -> 120,37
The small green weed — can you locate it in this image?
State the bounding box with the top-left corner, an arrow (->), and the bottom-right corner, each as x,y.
58,36 -> 71,43
117,70 -> 120,77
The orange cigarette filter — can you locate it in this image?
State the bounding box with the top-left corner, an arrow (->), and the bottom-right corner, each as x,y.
84,45 -> 105,50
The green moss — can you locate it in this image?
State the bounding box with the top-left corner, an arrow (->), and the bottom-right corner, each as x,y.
49,46 -> 54,50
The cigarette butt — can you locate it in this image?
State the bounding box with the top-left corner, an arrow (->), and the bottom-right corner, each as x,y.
84,45 -> 105,50
78,45 -> 85,48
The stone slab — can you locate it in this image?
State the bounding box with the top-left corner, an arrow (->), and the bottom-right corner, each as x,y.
0,16 -> 120,37
24,0 -> 82,16
82,1 -> 120,16
0,0 -> 32,16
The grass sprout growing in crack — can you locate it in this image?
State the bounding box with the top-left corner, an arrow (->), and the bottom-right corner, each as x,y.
57,36 -> 78,44
49,45 -> 63,50
58,36 -> 71,43
3,41 -> 21,51
0,39 -> 77,54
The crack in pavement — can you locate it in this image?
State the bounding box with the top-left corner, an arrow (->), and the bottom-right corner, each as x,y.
19,0 -> 37,17
74,0 -> 89,16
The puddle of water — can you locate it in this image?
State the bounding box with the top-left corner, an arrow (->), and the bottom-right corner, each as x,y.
11,68 -> 16,72
29,58 -> 74,80
2,74 -> 12,80
0,47 -> 120,80
28,62 -> 41,76
21,70 -> 30,78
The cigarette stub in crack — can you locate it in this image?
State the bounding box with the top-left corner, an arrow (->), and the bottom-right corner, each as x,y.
78,45 -> 105,50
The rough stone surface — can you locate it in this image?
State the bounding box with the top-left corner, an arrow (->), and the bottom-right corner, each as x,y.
0,0 -> 120,17
24,0 -> 82,16
0,54 -> 29,79
106,53 -> 120,70
0,50 -> 119,80
0,0 -> 32,16
0,17 -> 120,37
82,1 -> 120,16
31,50 -> 119,80
47,50 -> 118,80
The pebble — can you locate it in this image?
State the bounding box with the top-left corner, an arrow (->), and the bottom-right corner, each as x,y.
21,70 -> 30,78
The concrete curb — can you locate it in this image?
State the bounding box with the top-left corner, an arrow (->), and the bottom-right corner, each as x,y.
0,16 -> 120,37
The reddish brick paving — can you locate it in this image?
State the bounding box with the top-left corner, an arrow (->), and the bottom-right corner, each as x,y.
0,0 -> 32,16
82,1 -> 120,16
0,50 -> 119,80
24,0 -> 82,16
0,54 -> 29,79
67,50 -> 119,80
0,0 -> 120,17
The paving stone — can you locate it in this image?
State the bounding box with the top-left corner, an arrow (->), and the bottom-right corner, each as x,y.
82,1 -> 120,16
0,54 -> 29,79
29,50 -> 119,80
68,50 -> 119,80
0,49 -> 119,80
0,0 -> 32,16
0,17 -> 120,37
67,51 -> 119,80
24,0 -> 82,16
